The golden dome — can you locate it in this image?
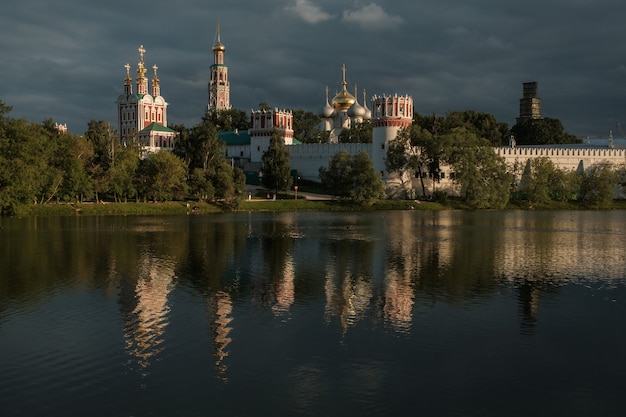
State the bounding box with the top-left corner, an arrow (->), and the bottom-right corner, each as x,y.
331,64 -> 356,111
213,41 -> 226,53
213,22 -> 226,53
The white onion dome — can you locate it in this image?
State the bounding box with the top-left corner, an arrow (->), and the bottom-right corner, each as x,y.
348,87 -> 366,118
319,86 -> 334,118
362,89 -> 372,119
320,102 -> 334,118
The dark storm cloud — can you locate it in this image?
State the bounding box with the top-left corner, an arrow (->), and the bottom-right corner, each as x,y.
1,0 -> 626,137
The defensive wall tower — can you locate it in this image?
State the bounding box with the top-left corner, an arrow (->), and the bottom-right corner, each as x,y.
249,108 -> 294,163
371,94 -> 414,176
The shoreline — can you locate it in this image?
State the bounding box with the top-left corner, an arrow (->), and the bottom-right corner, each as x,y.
5,198 -> 626,217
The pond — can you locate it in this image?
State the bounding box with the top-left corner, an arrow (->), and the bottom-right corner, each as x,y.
1,210 -> 625,416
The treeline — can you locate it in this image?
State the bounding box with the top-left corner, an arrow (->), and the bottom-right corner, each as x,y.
0,102 -> 246,215
387,111 -> 625,209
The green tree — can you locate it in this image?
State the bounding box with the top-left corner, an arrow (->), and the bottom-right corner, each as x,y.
318,149 -> 353,199
292,109 -> 324,143
349,151 -> 385,204
578,162 -> 617,207
205,108 -> 249,132
517,157 -> 577,205
135,151 -> 187,202
108,144 -> 140,202
385,125 -> 438,198
188,167 -> 215,202
84,120 -> 118,201
338,120 -> 372,143
261,129 -> 292,196
211,160 -> 245,209
442,128 -> 512,208
510,118 -> 581,145
320,150 -> 385,205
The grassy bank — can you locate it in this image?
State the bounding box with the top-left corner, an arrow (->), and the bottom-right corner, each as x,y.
9,197 -> 626,217
12,198 -> 446,217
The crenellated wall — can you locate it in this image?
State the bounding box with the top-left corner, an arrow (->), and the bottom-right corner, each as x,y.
495,146 -> 626,171
287,143 -> 372,182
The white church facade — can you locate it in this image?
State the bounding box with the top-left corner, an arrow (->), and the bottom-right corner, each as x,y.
116,45 -> 177,153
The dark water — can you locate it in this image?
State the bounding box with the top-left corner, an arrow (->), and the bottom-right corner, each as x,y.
1,210 -> 625,417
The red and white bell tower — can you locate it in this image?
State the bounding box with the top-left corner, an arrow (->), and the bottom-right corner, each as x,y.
208,23 -> 231,112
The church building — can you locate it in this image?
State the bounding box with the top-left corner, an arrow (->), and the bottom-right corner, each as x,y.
116,45 -> 177,153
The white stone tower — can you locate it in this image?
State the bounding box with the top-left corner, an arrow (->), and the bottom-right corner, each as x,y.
371,94 -> 414,176
208,22 -> 231,112
249,108 -> 294,163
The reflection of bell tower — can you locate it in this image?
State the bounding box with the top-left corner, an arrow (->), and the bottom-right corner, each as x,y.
208,291 -> 233,382
208,22 -> 231,112
518,281 -> 540,334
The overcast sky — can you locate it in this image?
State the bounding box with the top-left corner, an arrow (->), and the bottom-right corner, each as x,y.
2,0 -> 626,137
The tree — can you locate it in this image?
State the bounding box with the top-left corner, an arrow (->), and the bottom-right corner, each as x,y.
442,128 -> 512,208
204,108 -> 249,132
578,162 -> 617,207
319,150 -> 353,199
135,151 -> 187,202
108,144 -> 140,202
338,120 -> 372,143
174,119 -> 224,173
510,118 -> 581,145
385,125 -> 437,198
517,157 -> 576,205
261,129 -> 292,196
349,151 -> 386,204
291,109 -> 324,143
320,150 -> 385,205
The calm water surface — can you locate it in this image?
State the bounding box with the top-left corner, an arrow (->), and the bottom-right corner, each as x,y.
1,210 -> 625,417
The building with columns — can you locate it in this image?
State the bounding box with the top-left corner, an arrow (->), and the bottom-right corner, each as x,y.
116,45 -> 177,153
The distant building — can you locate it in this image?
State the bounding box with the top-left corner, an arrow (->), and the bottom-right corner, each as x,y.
517,81 -> 542,122
116,45 -> 176,153
207,23 -> 231,113
54,122 -> 67,134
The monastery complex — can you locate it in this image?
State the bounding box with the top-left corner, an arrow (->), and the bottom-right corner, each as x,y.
115,26 -> 626,196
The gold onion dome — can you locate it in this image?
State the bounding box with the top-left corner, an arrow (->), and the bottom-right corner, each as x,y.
332,88 -> 356,111
331,65 -> 356,111
213,40 -> 225,53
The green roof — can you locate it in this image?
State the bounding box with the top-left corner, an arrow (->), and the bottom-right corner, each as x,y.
219,130 -> 251,146
140,122 -> 176,134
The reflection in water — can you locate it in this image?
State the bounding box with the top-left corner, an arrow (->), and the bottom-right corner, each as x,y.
123,251 -> 175,374
207,290 -> 233,382
517,282 -> 540,334
272,255 -> 295,316
324,266 -> 373,335
3,212 -> 626,416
